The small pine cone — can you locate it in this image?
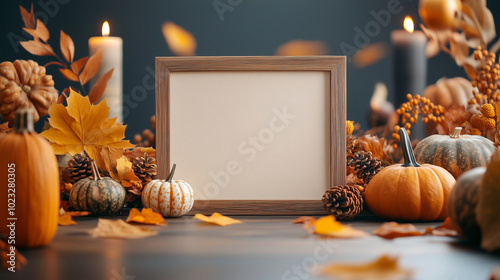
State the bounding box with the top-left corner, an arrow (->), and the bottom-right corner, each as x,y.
322,184 -> 364,220
348,151 -> 383,185
67,153 -> 93,183
132,153 -> 157,185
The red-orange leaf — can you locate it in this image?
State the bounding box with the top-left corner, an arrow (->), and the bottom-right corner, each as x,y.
88,69 -> 114,104
19,4 -> 35,29
80,48 -> 102,85
71,56 -> 89,74
373,222 -> 423,239
44,61 -> 64,68
59,68 -> 79,82
35,19 -> 50,42
20,40 -> 55,56
60,30 -> 75,63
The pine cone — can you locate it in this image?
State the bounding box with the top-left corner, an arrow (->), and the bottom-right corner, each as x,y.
132,153 -> 157,185
67,153 -> 93,183
348,151 -> 383,185
322,184 -> 364,220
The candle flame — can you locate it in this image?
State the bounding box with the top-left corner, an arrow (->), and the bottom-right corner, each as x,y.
404,16 -> 414,33
102,21 -> 110,36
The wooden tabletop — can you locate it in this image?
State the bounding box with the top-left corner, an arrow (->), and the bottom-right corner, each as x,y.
2,216 -> 499,280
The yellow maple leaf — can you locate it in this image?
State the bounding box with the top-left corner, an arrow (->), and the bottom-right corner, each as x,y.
40,89 -> 134,168
126,208 -> 166,226
306,216 -> 368,238
317,255 -> 412,280
194,213 -> 242,226
58,212 -> 76,226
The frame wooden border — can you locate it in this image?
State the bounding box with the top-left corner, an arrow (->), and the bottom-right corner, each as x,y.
155,56 -> 346,215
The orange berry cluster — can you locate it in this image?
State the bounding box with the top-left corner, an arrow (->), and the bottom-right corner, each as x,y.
392,94 -> 445,143
469,46 -> 500,109
470,103 -> 497,135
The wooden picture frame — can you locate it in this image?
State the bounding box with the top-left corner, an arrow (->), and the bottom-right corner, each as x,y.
155,56 -> 346,215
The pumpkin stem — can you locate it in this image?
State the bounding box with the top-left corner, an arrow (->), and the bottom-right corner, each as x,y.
450,127 -> 462,138
13,108 -> 34,133
166,164 -> 176,183
90,161 -> 102,181
399,128 -> 420,167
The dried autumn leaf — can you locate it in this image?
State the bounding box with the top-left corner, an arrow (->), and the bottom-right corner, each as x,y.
310,216 -> 368,238
20,40 -> 55,56
126,208 -> 166,226
162,21 -> 197,56
68,211 -> 90,217
0,122 -> 11,134
60,30 -> 75,63
100,146 -> 125,175
428,217 -> 458,237
80,48 -> 102,85
357,135 -> 393,165
373,222 -> 423,239
71,56 -> 89,74
275,40 -> 328,56
114,156 -> 142,189
90,219 -> 158,239
1,239 -> 27,271
58,212 -> 76,226
194,213 -> 242,226
88,68 -> 114,104
44,61 -> 64,68
351,42 -> 388,68
59,68 -> 79,82
292,216 -> 316,224
317,255 -> 412,280
19,4 -> 35,29
40,89 -> 134,168
435,105 -> 470,135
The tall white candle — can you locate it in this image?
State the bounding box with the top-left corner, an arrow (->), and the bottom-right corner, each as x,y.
88,21 -> 123,122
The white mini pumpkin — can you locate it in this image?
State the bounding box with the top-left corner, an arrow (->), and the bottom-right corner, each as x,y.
141,164 -> 194,217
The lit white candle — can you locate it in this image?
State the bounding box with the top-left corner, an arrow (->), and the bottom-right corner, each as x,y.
88,21 -> 123,122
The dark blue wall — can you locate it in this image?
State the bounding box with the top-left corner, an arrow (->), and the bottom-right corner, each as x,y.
1,0 -> 499,138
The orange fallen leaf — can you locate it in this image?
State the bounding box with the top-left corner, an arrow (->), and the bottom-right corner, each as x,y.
373,222 -> 423,239
275,40 -> 328,56
317,255 -> 412,280
292,216 -> 316,224
123,147 -> 156,160
1,239 -> 27,271
58,212 -> 76,226
68,211 -> 90,217
427,217 -> 458,237
306,216 -> 368,238
126,208 -> 166,226
90,219 -> 158,239
162,21 -> 196,56
194,213 -> 242,226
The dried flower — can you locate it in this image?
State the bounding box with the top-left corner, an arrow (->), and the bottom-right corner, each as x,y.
471,128 -> 482,135
481,104 -> 496,118
346,120 -> 354,136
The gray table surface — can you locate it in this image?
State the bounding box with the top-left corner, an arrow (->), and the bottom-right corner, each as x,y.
2,216 -> 499,280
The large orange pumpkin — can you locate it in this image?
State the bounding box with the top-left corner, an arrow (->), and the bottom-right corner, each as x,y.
0,109 -> 59,248
365,128 -> 456,221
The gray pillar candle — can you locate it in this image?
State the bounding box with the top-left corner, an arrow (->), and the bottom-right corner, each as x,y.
391,17 -> 427,107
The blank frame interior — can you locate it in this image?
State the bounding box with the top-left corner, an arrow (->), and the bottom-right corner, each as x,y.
155,56 -> 346,214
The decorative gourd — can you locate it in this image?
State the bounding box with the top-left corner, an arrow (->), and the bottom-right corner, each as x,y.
414,127 -> 494,178
365,128 -> 456,221
142,164 -> 194,217
0,60 -> 58,127
69,162 -> 126,215
477,149 -> 500,252
448,167 -> 484,243
423,77 -> 473,108
419,0 -> 462,30
0,109 -> 59,248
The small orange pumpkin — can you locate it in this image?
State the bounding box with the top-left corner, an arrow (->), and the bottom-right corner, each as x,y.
142,164 -> 194,217
0,109 -> 59,248
365,128 -> 456,221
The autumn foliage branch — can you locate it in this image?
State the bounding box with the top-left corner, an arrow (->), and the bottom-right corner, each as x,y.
18,4 -> 113,104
